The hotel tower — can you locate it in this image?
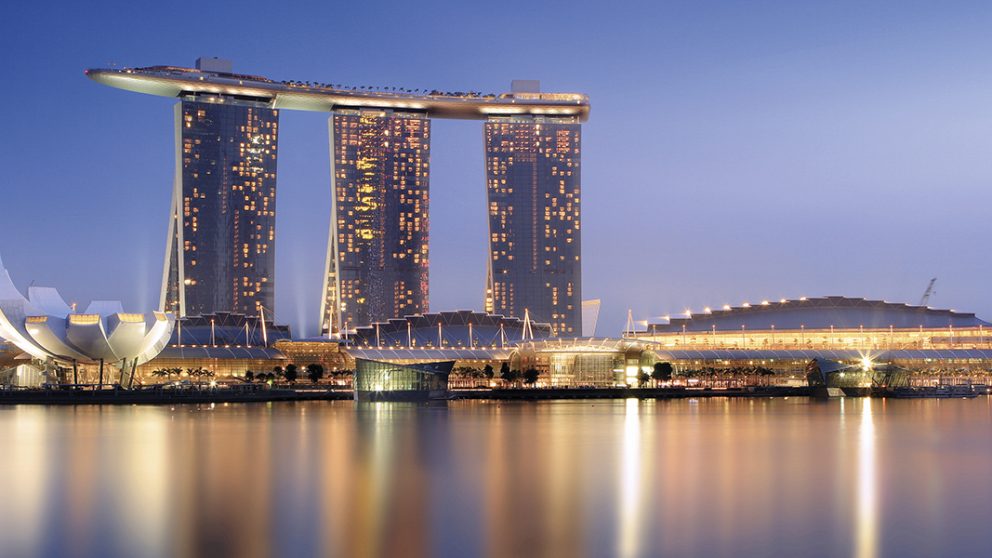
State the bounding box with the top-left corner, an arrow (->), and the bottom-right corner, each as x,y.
159,58 -> 279,318
87,63 -> 587,330
319,109 -> 431,333
484,110 -> 582,335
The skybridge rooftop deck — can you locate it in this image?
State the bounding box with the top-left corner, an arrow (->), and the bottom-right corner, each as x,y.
86,65 -> 590,121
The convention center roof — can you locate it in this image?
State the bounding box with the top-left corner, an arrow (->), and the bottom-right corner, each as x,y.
643,296 -> 989,333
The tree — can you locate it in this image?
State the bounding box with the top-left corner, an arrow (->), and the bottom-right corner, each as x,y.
500,363 -> 516,385
523,368 -> 540,386
637,371 -> 651,387
652,362 -> 673,386
306,363 -> 325,384
189,367 -> 211,386
244,370 -> 254,383
153,368 -> 183,382
186,367 -> 202,385
284,364 -> 298,384
483,364 -> 495,380
759,367 -> 776,386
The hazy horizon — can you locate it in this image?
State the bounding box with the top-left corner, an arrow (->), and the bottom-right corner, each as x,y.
2,1 -> 991,337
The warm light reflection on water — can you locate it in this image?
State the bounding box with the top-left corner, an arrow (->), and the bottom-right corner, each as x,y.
856,397 -> 877,558
618,398 -> 642,558
1,398 -> 991,558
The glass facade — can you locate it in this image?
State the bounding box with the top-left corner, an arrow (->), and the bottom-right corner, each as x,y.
321,109 -> 430,334
353,358 -> 452,399
485,116 -> 582,336
512,340 -> 659,387
162,96 -> 279,318
135,354 -> 286,382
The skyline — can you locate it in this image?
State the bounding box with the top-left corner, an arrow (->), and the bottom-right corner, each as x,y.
2,2 -> 992,337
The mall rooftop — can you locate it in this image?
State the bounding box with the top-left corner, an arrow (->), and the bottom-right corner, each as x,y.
643,296 -> 990,333
85,58 -> 590,121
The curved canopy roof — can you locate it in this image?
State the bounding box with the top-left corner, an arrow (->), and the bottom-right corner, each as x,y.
652,348 -> 992,361
352,310 -> 553,347
345,347 -> 514,361
645,296 -> 989,333
514,337 -> 650,353
155,346 -> 285,360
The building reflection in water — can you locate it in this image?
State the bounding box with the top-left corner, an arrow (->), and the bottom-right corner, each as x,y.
618,398 -> 643,558
1,398 -> 991,557
3,407 -> 46,556
856,398 -> 877,558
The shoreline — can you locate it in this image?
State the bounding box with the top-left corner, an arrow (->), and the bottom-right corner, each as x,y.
4,385 -> 985,406
0,386 -> 812,405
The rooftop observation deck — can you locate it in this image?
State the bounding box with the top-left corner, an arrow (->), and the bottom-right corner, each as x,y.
85,65 -> 590,121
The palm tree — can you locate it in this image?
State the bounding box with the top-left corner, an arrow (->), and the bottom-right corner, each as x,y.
185,367 -> 200,386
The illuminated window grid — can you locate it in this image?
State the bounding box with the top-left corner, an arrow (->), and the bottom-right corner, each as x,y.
165,97 -> 279,318
323,109 -> 430,332
484,116 -> 581,335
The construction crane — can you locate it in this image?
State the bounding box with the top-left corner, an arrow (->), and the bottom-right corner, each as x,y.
919,278 -> 937,307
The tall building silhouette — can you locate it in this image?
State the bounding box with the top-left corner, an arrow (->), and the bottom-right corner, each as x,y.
485,114 -> 582,335
160,59 -> 279,317
319,109 -> 430,333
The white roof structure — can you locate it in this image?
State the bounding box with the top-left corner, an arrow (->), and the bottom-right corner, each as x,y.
0,254 -> 174,366
0,253 -> 23,301
643,296 -> 990,332
86,65 -> 590,122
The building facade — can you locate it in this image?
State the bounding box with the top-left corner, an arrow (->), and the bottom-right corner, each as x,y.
320,109 -> 431,334
629,297 -> 992,383
89,65 -> 589,332
171,312 -> 291,347
511,338 -> 659,387
0,254 -> 175,387
160,62 -> 279,319
485,115 -> 582,336
353,358 -> 452,401
349,310 -> 553,349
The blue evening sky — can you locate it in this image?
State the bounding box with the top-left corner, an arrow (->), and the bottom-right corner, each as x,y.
2,1 -> 991,336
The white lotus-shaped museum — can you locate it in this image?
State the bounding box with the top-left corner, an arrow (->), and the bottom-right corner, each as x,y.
0,253 -> 174,382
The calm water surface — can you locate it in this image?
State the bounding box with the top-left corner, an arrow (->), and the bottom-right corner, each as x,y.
1,397 -> 991,558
